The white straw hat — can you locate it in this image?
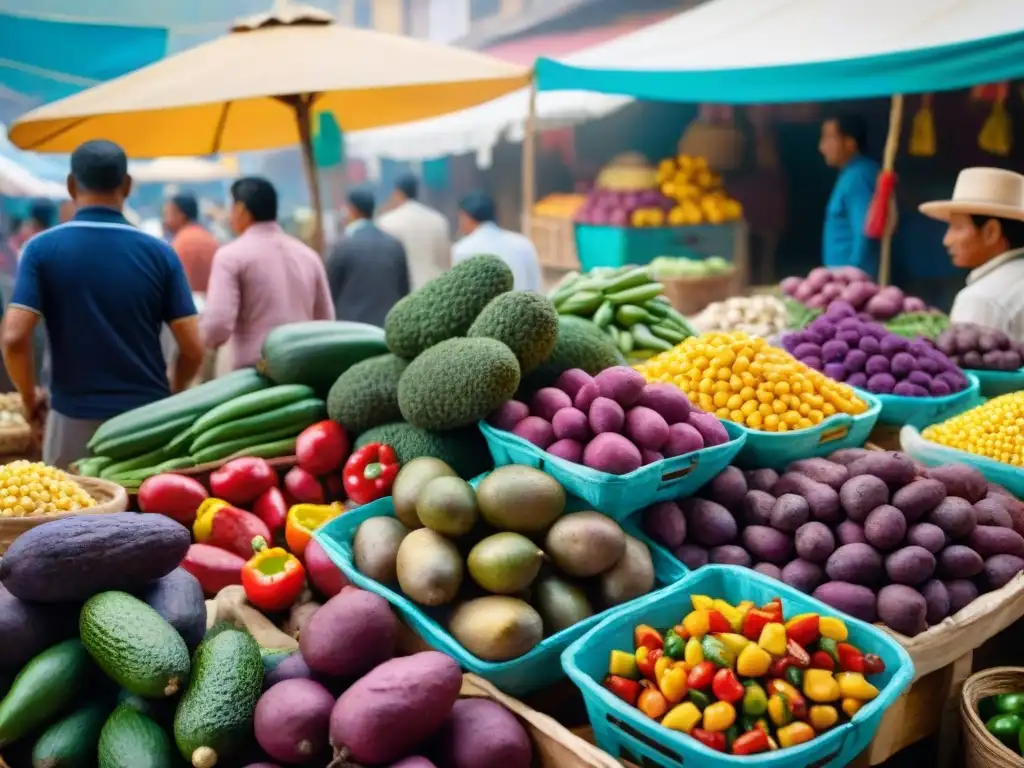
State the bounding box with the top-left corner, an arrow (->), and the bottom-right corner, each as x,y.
920,167 -> 1024,222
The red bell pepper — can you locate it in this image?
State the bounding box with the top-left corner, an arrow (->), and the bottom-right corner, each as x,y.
343,444 -> 400,505
707,609 -> 731,634
193,499 -> 272,559
295,420 -> 349,476
785,614 -> 820,647
712,668 -> 744,704
209,457 -> 277,505
634,624 -> 664,652
768,657 -> 792,679
604,675 -> 641,706
761,598 -> 783,622
251,486 -> 289,541
137,473 -> 208,526
241,535 -> 306,612
863,653 -> 885,675
837,642 -> 865,673
687,661 -> 716,690
732,729 -> 770,755
691,729 -> 726,752
741,609 -> 775,641
786,638 -> 811,669
636,647 -> 663,682
810,650 -> 835,671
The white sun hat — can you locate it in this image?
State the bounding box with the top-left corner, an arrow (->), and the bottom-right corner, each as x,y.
920,167 -> 1024,222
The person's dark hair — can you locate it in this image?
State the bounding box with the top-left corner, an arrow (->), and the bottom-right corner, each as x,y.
28,199 -> 55,229
394,172 -> 418,201
969,214 -> 1024,250
347,186 -> 375,219
230,177 -> 277,223
459,191 -> 496,224
70,140 -> 128,193
826,113 -> 868,153
170,192 -> 199,222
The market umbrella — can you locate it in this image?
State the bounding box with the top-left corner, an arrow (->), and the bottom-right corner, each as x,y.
7,0 -> 530,251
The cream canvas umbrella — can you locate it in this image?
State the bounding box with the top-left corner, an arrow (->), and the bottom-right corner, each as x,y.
8,0 -> 530,250
129,156 -> 241,184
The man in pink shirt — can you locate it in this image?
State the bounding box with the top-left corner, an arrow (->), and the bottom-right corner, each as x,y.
201,177 -> 334,369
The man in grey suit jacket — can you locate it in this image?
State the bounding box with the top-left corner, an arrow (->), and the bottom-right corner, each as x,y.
326,187 -> 411,327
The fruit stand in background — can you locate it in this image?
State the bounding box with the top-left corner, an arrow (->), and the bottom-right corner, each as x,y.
531,193 -> 587,271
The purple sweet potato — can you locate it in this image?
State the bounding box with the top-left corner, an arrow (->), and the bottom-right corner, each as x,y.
555,369 -> 594,399
687,411 -> 730,447
828,448 -> 871,467
878,584 -> 928,637
300,589 -> 399,678
684,498 -> 738,547
488,400 -> 529,432
835,520 -> 867,546
905,523 -> 946,554
967,526 -> 1024,559
640,449 -> 664,465
945,579 -> 979,614
891,479 -> 947,523
582,433 -> 642,475
974,498 -> 1014,528
771,494 -> 810,533
825,543 -> 884,586
848,451 -> 919,488
530,388 -> 572,422
624,406 -> 670,451
742,490 -> 776,526
772,473 -> 841,524
255,679 -> 335,764
662,423 -> 705,457
928,497 -> 977,539
594,366 -> 647,408
431,698 -> 532,768
744,468 -> 780,493
927,463 -> 988,503
551,407 -> 591,443
637,383 -> 693,425
707,466 -> 748,514
642,502 -> 687,549
884,546 -> 936,585
922,579 -> 950,625
547,438 -> 584,464
812,582 -> 877,623
588,397 -> 625,435
753,563 -> 783,581
786,458 -> 849,490
838,475 -> 890,523
781,560 -> 824,594
675,543 -> 709,570
984,554 -> 1024,590
264,652 -> 316,689
795,522 -> 836,563
512,416 -> 554,449
741,526 -> 792,565
710,545 -> 752,567
864,505 -> 907,551
937,545 -> 983,578
573,380 -> 600,412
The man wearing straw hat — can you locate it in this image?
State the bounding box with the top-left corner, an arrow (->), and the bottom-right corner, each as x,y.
920,168 -> 1024,341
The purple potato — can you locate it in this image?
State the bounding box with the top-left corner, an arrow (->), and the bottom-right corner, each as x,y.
489,400 -> 529,432
781,560 -> 824,594
710,545 -> 752,567
642,502 -> 687,549
753,563 -> 783,580
674,543 -> 709,570
795,522 -> 836,563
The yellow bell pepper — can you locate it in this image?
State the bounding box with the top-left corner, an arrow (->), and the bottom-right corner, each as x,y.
733,600 -> 754,631
684,636 -> 704,667
654,655 -> 674,683
777,722 -> 815,748
691,594 -> 715,611
192,498 -> 232,541
659,665 -> 689,704
809,705 -> 839,731
736,643 -> 772,678
712,600 -> 743,632
716,632 -> 751,656
683,610 -> 711,638
819,616 -> 849,642
841,697 -> 864,718
702,701 -> 736,732
757,622 -> 787,656
662,702 -> 702,734
610,650 -> 639,679
803,669 -> 841,703
767,694 -> 792,727
836,672 -> 879,701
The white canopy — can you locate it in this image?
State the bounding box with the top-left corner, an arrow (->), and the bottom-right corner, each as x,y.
0,156 -> 66,199
129,156 -> 240,184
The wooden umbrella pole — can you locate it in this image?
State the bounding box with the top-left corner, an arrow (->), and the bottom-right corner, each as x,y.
878,93 -> 904,287
520,71 -> 538,234
291,94 -> 326,256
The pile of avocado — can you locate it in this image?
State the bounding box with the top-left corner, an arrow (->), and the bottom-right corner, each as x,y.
325,255 -> 623,478
982,691 -> 1024,755
351,458 -> 658,662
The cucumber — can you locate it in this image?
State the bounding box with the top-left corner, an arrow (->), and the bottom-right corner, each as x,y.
226,436 -> 297,460
556,290 -> 603,315
99,445 -> 171,479
108,458 -> 196,486
631,324 -> 674,352
602,266 -> 652,293
643,299 -> 670,318
651,323 -> 686,344
190,424 -> 303,465
606,283 -> 664,305
164,426 -> 196,457
88,368 -> 269,451
617,330 -> 635,355
0,640 -> 91,747
75,456 -> 113,477
592,300 -> 614,328
189,398 -> 325,454
91,413 -> 196,462
98,704 -> 174,768
547,270 -> 581,304
615,304 -> 654,327
190,384 -> 315,436
32,701 -> 108,768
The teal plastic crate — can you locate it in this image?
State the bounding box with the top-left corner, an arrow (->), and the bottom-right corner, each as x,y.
860,373 -> 981,429
575,222 -> 741,272
900,425 -> 1024,497
479,419 -> 746,522
314,477 -> 688,697
966,367 -> 1024,398
732,392 -> 882,470
562,565 -> 915,768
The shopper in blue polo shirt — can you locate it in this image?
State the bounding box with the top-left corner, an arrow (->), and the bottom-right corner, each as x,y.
1,140 -> 205,467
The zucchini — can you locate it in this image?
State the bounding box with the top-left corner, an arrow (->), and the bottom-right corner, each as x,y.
75,457 -> 114,477
227,437 -> 297,460
190,384 -> 315,436
190,424 -> 304,465
258,321 -> 387,397
91,414 -> 195,461
87,369 -> 270,451
189,398 -> 326,454
99,445 -> 171,478
109,458 -> 195,486
547,271 -> 581,304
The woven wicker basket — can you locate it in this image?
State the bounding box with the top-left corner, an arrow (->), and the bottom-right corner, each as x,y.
962,666 -> 1024,768
660,269 -> 737,316
0,475 -> 129,554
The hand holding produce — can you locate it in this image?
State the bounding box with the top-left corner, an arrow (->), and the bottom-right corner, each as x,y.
934,323 -> 1024,372
923,392 -> 1024,467
602,593 -> 886,755
0,461 -> 96,517
635,332 -> 868,432
242,535 -> 306,612
782,302 -> 969,397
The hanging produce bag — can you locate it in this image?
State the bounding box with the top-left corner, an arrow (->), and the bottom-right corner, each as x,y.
908,94 -> 936,157
978,83 -> 1012,156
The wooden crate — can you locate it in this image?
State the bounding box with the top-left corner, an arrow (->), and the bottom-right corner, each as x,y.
531,215 -> 580,270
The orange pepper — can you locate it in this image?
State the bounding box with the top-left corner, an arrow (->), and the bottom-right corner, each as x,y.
638,683 -> 669,719
285,502 -> 343,559
659,665 -> 689,704
635,624 -> 664,651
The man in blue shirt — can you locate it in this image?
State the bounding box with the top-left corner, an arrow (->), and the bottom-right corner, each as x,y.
819,114 -> 882,279
1,140 -> 205,467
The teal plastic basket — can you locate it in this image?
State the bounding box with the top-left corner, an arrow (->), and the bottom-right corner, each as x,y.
732,392 -> 881,470
900,425 -> 1024,497
966,367 -> 1024,398
575,222 -> 742,272
314,478 -> 688,697
860,373 -> 982,429
561,565 -> 915,768
479,420 -> 746,522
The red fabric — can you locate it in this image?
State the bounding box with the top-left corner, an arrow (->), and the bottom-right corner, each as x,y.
541,128 -> 576,165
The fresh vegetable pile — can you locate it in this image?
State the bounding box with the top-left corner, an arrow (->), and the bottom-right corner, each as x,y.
603,594 -> 885,754
641,450 -> 1024,637
693,295 -> 791,339
549,266 -> 697,358
489,365 -> 730,474
350,462 -> 657,661
0,461 -> 95,517
782,302 -> 970,397
635,332 -> 869,433
650,255 -> 733,280
933,323 -> 1024,372
980,689 -> 1024,756
656,153 -> 743,227
923,393 -> 1024,468
781,267 -> 929,319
